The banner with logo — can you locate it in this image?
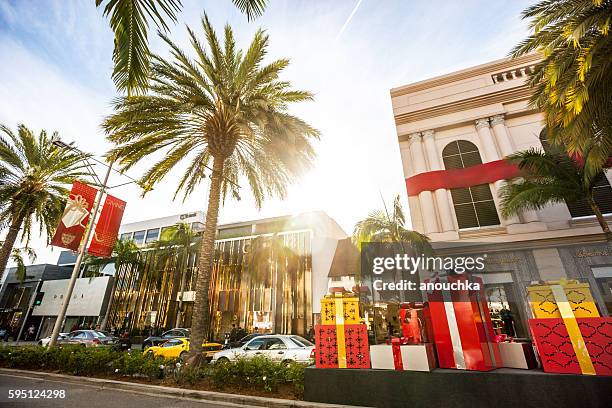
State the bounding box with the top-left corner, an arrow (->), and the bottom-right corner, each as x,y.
51,181 -> 98,251
88,194 -> 126,258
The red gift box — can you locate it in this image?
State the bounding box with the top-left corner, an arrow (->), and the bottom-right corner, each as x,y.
315,324 -> 370,369
425,273 -> 501,371
529,317 -> 612,376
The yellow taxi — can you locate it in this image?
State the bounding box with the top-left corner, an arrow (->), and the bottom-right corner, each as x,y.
143,337 -> 223,360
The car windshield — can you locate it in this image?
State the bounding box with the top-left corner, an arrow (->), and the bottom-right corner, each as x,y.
289,336 -> 314,347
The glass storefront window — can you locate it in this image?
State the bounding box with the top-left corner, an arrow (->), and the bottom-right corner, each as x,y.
132,230 -> 145,245
145,228 -> 159,243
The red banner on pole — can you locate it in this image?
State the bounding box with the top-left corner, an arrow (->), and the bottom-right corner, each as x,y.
51,181 -> 98,251
88,194 -> 126,258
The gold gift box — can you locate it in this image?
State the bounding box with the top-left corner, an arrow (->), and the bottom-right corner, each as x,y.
527,280 -> 599,319
321,294 -> 361,325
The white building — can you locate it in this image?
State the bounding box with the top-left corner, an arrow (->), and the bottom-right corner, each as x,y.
391,54 -> 612,336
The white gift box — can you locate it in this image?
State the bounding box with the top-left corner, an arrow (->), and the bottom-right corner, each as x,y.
370,344 -> 436,372
498,342 -> 538,369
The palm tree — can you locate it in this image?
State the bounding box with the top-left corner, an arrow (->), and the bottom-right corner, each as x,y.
102,16 -> 318,363
149,223 -> 201,327
0,124 -> 89,282
353,195 -> 432,254
84,238 -> 142,330
512,0 -> 612,171
499,146 -> 611,235
0,241 -> 36,283
96,0 -> 268,95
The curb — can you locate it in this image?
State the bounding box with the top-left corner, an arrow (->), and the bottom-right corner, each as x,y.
0,368 -> 363,408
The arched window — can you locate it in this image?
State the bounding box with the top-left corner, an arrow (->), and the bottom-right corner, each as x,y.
539,129 -> 612,217
442,140 -> 500,229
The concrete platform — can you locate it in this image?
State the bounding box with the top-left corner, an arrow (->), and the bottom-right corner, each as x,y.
304,367 -> 612,408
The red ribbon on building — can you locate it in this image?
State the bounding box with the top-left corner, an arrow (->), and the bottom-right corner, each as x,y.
405,159 -> 520,196
88,194 -> 126,258
51,181 -> 98,251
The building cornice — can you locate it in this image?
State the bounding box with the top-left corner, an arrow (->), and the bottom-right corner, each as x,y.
390,53 -> 541,98
432,232 -> 610,256
394,84 -> 532,128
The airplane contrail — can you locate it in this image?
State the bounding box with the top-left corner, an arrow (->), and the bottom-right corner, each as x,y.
335,0 -> 364,41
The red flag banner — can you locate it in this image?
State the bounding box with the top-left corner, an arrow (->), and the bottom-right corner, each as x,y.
51,181 -> 98,251
88,194 -> 126,258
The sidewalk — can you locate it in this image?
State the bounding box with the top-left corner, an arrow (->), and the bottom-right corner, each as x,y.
0,368 -> 366,408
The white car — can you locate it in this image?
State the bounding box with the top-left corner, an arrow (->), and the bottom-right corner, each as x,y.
38,333 -> 69,346
212,335 -> 315,365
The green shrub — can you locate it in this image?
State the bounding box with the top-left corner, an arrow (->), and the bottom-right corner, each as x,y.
173,363 -> 210,385
111,351 -> 169,380
284,361 -> 307,395
210,356 -> 305,393
0,346 -> 306,396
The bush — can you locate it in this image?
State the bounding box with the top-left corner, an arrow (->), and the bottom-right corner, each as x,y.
111,351 -> 169,380
0,346 -> 306,397
210,356 -> 306,393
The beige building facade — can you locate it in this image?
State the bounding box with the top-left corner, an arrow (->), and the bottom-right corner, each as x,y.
391,54 -> 612,337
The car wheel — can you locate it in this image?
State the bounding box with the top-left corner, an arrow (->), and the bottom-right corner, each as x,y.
179,351 -> 187,360
37,341 -> 43,346
143,342 -> 151,350
282,360 -> 294,367
216,357 -> 230,365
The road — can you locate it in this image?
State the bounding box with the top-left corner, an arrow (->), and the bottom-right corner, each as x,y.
0,373 -> 258,407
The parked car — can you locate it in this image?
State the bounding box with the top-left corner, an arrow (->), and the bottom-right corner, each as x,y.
142,328 -> 190,349
59,330 -> 119,347
144,337 -> 223,361
212,335 -> 315,365
222,332 -> 267,349
38,333 -> 69,346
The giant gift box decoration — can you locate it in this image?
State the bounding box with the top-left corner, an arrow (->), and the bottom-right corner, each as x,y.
424,272 -> 501,371
528,280 -> 611,376
527,280 -> 600,319
315,291 -> 370,369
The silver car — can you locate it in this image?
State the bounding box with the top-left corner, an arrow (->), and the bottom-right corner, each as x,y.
212,335 -> 314,365
59,330 -> 118,347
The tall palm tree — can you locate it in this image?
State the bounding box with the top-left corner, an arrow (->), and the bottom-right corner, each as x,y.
353,195 -> 432,254
96,0 -> 268,95
102,16 -> 318,363
149,223 -> 201,326
0,241 -> 36,283
512,0 -> 612,171
499,146 -> 611,235
84,238 -> 142,330
0,124 -> 89,282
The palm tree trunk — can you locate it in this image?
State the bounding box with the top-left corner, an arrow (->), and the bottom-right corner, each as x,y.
100,270 -> 119,330
188,156 -> 224,363
587,195 -> 611,238
0,215 -> 24,282
175,252 -> 188,326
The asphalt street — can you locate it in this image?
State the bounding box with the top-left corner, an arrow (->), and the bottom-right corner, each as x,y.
0,373 -> 259,408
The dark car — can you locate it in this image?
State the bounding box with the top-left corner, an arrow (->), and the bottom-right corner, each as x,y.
142,328 -> 190,349
223,332 -> 267,350
59,330 -> 119,347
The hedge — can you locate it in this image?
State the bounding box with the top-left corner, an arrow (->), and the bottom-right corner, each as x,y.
0,346 -> 306,396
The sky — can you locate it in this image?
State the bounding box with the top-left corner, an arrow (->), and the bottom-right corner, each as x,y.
0,0 -> 536,266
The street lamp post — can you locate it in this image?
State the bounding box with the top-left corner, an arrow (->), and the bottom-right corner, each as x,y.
47,161 -> 113,347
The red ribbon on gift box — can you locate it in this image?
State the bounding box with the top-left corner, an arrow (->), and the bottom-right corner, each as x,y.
391,338 -> 404,370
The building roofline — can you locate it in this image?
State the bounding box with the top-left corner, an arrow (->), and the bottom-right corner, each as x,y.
390,53 -> 541,98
